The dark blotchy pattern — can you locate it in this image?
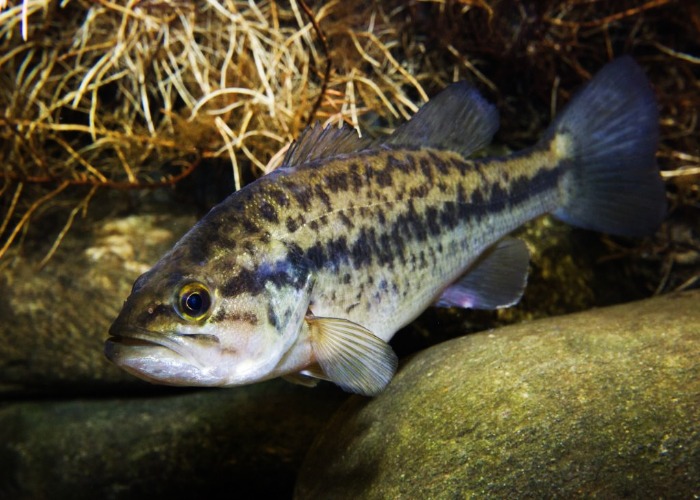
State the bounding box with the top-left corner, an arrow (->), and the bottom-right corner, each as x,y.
172,144 -> 561,331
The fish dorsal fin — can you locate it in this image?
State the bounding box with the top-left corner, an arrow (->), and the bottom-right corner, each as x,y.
435,237 -> 529,309
281,123 -> 374,169
384,81 -> 499,158
306,316 -> 398,396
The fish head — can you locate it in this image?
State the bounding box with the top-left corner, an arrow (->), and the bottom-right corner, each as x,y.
105,233 -> 313,387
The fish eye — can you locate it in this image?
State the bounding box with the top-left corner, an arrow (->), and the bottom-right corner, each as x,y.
176,282 -> 212,321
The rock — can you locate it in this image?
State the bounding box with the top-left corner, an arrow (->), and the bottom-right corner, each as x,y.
0,207 -> 196,392
296,290 -> 700,498
0,380 -> 346,499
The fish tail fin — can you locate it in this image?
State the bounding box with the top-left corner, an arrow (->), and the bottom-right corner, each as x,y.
547,56 -> 666,237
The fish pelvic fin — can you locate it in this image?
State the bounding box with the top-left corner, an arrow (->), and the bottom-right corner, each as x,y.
282,372 -> 320,388
547,56 -> 666,237
282,364 -> 328,388
435,237 -> 529,310
306,316 -> 398,396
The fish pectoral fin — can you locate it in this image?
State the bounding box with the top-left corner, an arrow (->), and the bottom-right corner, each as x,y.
436,237 -> 530,310
306,316 -> 398,397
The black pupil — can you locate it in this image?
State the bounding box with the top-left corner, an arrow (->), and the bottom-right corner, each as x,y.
179,284 -> 211,319
185,292 -> 203,312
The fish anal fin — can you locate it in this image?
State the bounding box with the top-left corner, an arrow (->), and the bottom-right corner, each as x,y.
306,316 -> 398,396
436,237 -> 529,310
281,123 -> 374,169
383,82 -> 499,158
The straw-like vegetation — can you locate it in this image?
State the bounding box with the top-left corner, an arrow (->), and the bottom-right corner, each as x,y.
1,0 -> 698,289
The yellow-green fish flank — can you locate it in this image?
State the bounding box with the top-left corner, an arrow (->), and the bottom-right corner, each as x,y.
106,57 -> 665,395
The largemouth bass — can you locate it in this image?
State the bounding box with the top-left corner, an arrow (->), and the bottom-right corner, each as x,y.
106,57 -> 665,396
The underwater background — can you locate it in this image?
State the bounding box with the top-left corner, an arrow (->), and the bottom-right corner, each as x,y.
1,1 -> 698,497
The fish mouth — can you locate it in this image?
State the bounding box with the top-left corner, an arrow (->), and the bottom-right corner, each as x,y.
106,327 -> 220,351
105,327 -> 225,386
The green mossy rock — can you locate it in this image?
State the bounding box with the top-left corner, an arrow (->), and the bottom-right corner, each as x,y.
297,290 -> 700,498
0,381 -> 346,499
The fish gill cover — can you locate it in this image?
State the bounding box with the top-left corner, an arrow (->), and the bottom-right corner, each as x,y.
0,0 -> 698,292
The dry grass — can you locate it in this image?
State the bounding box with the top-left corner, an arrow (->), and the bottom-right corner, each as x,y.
0,0 -> 698,289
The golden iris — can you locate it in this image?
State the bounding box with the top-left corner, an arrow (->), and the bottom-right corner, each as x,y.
176,282 -> 212,321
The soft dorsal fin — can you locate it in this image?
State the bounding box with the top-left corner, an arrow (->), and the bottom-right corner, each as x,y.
435,237 -> 529,310
383,81 -> 499,158
281,123 -> 374,168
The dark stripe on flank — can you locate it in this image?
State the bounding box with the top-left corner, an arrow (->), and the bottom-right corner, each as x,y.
223,256 -> 310,298
510,164 -> 561,200
478,162 -> 560,214
300,163 -> 559,274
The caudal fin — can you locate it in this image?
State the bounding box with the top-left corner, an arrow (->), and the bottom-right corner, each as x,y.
548,56 -> 666,237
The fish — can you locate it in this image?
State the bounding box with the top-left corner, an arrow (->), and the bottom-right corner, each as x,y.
105,56 -> 666,396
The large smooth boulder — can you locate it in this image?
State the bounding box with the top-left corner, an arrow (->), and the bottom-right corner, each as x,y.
297,290 -> 700,498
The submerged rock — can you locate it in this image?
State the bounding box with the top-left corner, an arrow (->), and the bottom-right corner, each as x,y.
0,209 -> 196,392
297,290 -> 700,498
0,381 -> 346,499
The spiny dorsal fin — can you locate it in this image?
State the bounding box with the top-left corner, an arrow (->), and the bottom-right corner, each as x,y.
435,237 -> 529,309
306,315 -> 398,396
383,81 -> 499,158
281,123 -> 374,169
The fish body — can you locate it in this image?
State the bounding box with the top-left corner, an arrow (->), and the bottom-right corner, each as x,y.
106,57 -> 666,395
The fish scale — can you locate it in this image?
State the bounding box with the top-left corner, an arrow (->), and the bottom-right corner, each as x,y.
106,57 -> 666,396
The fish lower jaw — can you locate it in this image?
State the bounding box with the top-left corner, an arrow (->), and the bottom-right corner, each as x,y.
104,338 -> 228,386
